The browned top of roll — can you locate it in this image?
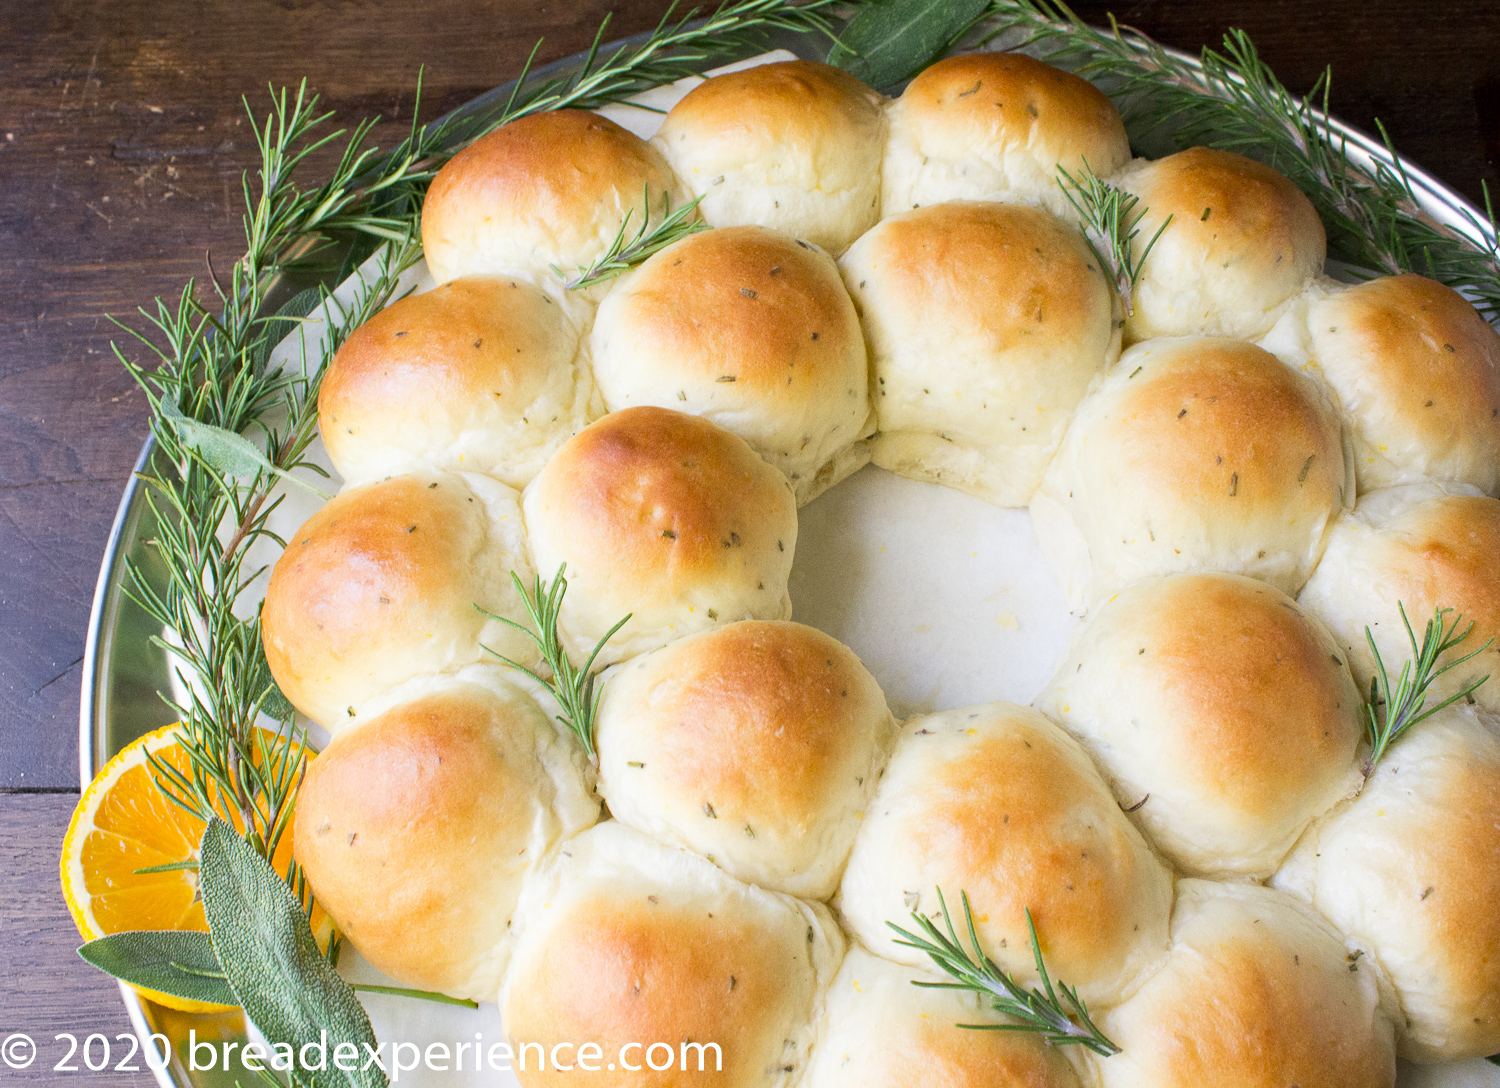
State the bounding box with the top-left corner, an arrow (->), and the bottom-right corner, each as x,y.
658,60 -> 883,162
321,276 -> 569,424
899,52 -> 1128,171
528,406 -> 793,585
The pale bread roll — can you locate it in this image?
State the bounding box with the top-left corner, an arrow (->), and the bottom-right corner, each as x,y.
652,60 -> 886,253
1273,707 -> 1500,1062
837,702 -> 1172,1008
881,51 -> 1130,220
522,407 -> 797,667
588,226 -> 872,505
501,821 -> 843,1088
261,470 -> 538,729
840,201 -> 1119,506
1306,273 -> 1500,495
1117,148 -> 1326,343
1297,482 -> 1500,717
801,945 -> 1084,1088
1031,336 -> 1352,607
596,621 -> 895,900
1036,573 -> 1365,878
422,109 -> 689,287
1096,880 -> 1396,1088
320,275 -> 598,489
292,668 -> 598,1001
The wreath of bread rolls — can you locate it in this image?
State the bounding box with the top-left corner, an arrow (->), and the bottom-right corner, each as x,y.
271,49 -> 1500,1086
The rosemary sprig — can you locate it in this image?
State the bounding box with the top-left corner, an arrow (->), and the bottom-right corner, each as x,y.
479,565 -> 631,760
889,889 -> 1120,1057
987,0 -> 1500,321
1056,160 -> 1170,317
552,190 -> 707,290
1364,604 -> 1492,770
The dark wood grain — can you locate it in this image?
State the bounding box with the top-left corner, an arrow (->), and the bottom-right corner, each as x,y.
0,0 -> 1497,1077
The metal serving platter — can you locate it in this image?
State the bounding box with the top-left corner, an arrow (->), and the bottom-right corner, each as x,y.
81,17 -> 1500,1088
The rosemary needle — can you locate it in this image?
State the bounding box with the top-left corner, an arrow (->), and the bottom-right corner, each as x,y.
1364,603 -> 1492,771
552,189 -> 707,290
889,889 -> 1120,1057
480,564 -> 630,760
1056,160 -> 1170,318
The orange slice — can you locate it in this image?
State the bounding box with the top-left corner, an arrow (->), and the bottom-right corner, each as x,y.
60,723 -> 324,1014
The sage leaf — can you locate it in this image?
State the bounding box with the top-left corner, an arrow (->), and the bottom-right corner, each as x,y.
158,400 -> 331,500
78,930 -> 238,1007
250,285 -> 328,378
250,627 -> 298,722
199,818 -> 387,1088
828,0 -> 989,90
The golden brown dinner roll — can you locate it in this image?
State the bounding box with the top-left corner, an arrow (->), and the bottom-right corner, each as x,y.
1297,482 -> 1500,717
881,51 -> 1131,219
1274,706 -> 1500,1062
1097,880 -> 1396,1088
522,407 -> 797,666
319,276 -> 598,489
1031,336 -> 1352,607
1036,573 -> 1365,878
261,470 -> 538,728
596,621 -> 895,900
840,201 -> 1118,506
838,702 -> 1171,1008
588,226 -> 872,505
801,945 -> 1084,1088
1116,147 -> 1326,342
292,668 -> 598,1001
1306,274 -> 1500,494
422,109 -> 689,287
501,820 -> 843,1087
652,60 -> 886,253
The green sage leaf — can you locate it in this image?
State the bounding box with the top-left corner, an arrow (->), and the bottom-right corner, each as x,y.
158,399 -> 331,499
828,0 -> 989,91
250,625 -> 298,722
250,285 -> 328,377
199,818 -> 387,1088
78,930 -> 238,1007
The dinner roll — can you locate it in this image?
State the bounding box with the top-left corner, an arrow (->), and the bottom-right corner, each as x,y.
1274,707 -> 1500,1062
422,109 -> 689,286
1036,573 -> 1365,878
1306,274 -> 1500,494
589,226 -> 872,505
1297,482 -> 1500,717
1097,880 -> 1396,1088
261,470 -> 538,728
838,702 -> 1171,1008
501,821 -> 843,1088
882,51 -> 1130,219
596,621 -> 895,900
319,275 -> 597,489
652,60 -> 885,253
1116,148 -> 1326,342
841,201 -> 1118,505
802,946 -> 1084,1088
1031,336 -> 1352,607
292,668 -> 598,1001
522,407 -> 797,666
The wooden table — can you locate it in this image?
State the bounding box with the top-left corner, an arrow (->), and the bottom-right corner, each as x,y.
1,1 -> 1496,1080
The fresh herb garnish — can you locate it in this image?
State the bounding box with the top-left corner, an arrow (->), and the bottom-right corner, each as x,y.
552,189 -> 706,290
1056,160 -> 1170,317
889,888 -> 1119,1056
1364,603 -> 1492,770
480,564 -> 630,760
